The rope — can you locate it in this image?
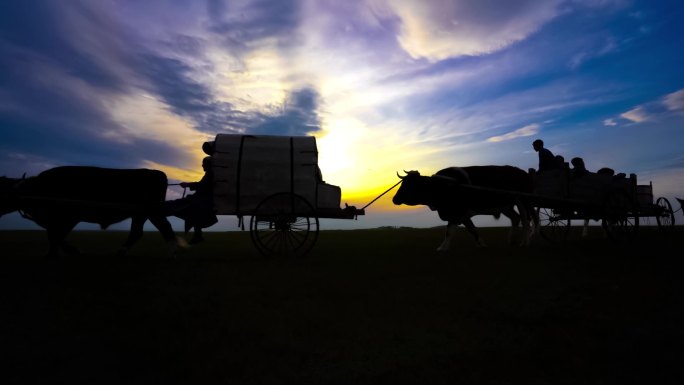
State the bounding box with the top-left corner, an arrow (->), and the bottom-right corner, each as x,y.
168,183 -> 188,198
361,179 -> 403,211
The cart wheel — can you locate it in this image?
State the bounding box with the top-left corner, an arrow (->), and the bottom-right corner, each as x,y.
602,191 -> 638,241
537,207 -> 571,242
249,193 -> 319,257
655,197 -> 675,231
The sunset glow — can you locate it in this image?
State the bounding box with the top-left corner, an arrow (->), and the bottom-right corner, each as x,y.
1,0 -> 684,229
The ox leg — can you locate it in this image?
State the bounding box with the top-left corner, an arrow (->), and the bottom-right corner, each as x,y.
119,216 -> 146,256
502,208 -> 521,245
46,221 -> 78,258
518,203 -> 532,246
463,219 -> 487,247
149,215 -> 183,257
511,202 -> 533,246
437,222 -> 459,252
531,206 -> 540,237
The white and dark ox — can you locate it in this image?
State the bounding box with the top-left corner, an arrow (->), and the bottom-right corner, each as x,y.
393,166 -> 535,251
0,166 -> 179,257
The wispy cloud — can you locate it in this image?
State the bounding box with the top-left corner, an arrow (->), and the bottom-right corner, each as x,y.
619,88 -> 684,124
603,118 -> 618,126
663,89 -> 684,113
620,106 -> 650,123
487,123 -> 540,142
380,0 -> 563,60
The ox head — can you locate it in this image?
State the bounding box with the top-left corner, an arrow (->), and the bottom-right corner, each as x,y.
0,176 -> 23,218
392,170 -> 429,206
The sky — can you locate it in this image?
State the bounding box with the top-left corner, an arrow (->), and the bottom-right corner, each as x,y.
1,0 -> 684,231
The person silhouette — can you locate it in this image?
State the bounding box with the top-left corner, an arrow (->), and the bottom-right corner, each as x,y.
173,156 -> 218,244
555,155 -> 567,169
532,139 -> 558,172
571,157 -> 589,178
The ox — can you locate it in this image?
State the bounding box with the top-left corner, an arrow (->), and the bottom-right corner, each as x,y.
392,166 -> 535,251
0,166 -> 179,257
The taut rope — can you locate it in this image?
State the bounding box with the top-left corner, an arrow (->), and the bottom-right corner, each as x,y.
360,179 -> 403,211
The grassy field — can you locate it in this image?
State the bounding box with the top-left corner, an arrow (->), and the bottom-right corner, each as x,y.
1,227 -> 683,384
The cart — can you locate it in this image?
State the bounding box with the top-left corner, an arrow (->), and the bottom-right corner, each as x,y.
531,167 -> 675,242
207,134 -> 364,257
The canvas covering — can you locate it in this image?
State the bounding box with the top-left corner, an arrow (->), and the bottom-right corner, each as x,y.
211,134 -> 341,215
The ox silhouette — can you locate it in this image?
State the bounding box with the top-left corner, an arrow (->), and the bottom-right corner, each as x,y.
393,166 -> 535,251
0,166 -> 179,257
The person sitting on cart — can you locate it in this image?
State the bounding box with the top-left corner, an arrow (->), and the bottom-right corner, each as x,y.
169,156 -> 218,244
571,157 -> 589,178
596,167 -> 627,179
532,139 -> 559,172
555,155 -> 568,169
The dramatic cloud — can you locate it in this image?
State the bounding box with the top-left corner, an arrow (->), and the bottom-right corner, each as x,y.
384,0 -> 563,60
207,0 -> 302,51
249,88 -> 323,136
0,0 -> 325,179
2,0 -> 684,231
487,124 -> 540,142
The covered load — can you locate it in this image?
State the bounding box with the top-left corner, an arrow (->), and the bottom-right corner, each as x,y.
211,134 -> 341,215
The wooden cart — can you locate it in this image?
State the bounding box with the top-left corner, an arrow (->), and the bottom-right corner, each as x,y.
208,134 -> 364,257
531,167 -> 675,242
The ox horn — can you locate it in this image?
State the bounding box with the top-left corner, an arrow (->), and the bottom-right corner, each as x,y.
397,171 -> 405,179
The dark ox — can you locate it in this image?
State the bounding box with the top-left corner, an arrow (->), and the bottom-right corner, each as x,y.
0,166 -> 179,257
392,166 -> 535,251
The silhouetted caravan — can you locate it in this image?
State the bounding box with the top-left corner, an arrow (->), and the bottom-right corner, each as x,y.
0,167 -> 178,257
392,166 -> 535,251
209,134 -> 364,257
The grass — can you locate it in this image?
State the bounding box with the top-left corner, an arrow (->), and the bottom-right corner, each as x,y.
1,227 -> 683,384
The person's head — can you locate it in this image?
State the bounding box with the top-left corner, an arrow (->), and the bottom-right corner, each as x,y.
597,167 -> 615,176
202,156 -> 212,171
202,141 -> 215,155
571,157 -> 585,170
532,139 -> 544,151
555,155 -> 565,163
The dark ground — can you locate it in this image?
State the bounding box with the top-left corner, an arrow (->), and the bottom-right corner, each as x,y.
0,227 -> 683,384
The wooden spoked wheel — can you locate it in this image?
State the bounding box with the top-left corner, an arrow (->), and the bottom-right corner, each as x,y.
602,191 -> 638,241
249,193 -> 319,257
655,197 -> 675,231
537,207 -> 571,242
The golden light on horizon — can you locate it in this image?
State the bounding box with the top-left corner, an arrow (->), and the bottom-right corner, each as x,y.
316,117 -> 444,211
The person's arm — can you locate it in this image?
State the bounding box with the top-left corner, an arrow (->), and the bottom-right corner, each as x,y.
180,181 -> 200,190
197,172 -> 212,192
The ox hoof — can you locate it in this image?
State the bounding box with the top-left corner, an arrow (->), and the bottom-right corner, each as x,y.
176,237 -> 190,249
